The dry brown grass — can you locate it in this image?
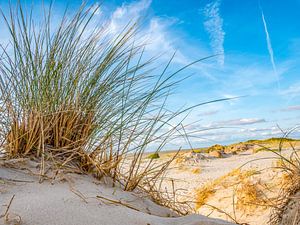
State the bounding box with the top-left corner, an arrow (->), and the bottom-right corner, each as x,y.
195,182 -> 217,209
191,168 -> 201,174
235,180 -> 267,214
270,159 -> 300,223
177,165 -> 189,172
194,168 -> 259,210
174,153 -> 186,164
258,132 -> 300,224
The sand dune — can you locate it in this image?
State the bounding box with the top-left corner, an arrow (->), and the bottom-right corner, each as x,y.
0,160 -> 234,225
155,147 -> 300,225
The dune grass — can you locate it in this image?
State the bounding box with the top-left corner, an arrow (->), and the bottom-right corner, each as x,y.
194,168 -> 259,210
252,147 -> 281,154
0,2 -> 207,194
235,180 -> 267,214
267,130 -> 300,224
0,5 -> 234,218
191,167 -> 201,174
246,137 -> 298,145
192,148 -> 209,153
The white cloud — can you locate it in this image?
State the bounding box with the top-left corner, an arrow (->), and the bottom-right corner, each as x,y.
101,0 -> 216,80
198,109 -> 219,116
281,105 -> 300,112
145,17 -> 187,63
213,118 -> 266,126
107,0 -> 152,35
103,0 -> 187,64
217,59 -> 291,96
186,118 -> 266,131
280,82 -> 300,97
203,0 -> 225,66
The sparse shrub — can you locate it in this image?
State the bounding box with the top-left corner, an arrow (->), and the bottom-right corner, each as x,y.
246,137 -> 299,146
236,180 -> 266,214
207,144 -> 225,153
147,153 -> 160,159
192,149 -> 201,153
192,148 -> 209,153
195,182 -> 216,209
209,150 -> 223,158
194,168 -> 259,210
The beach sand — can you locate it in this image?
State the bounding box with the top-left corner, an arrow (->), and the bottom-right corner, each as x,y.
0,159 -> 234,225
150,147 -> 300,225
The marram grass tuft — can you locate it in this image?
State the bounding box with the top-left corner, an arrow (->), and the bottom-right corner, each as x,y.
0,2 -> 215,199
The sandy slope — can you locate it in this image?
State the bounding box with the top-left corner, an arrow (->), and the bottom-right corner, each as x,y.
0,160 -> 234,225
156,148 -> 299,225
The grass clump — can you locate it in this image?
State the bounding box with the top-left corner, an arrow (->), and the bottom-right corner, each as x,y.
246,137 -> 299,146
192,148 -> 209,153
235,180 -> 267,214
194,168 -> 259,210
252,147 -> 280,154
0,2 -> 215,197
175,156 -> 185,164
195,182 -> 216,209
268,131 -> 300,224
252,147 -> 268,154
191,167 -> 201,174
207,144 -> 225,153
147,153 -> 160,159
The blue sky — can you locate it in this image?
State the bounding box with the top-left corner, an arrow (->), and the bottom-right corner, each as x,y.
0,0 -> 299,147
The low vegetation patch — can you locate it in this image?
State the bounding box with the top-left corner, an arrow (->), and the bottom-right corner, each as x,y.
207,144 -> 225,153
192,148 -> 209,154
191,168 -> 201,174
194,168 -> 260,210
236,180 -> 267,214
247,137 -> 298,144
0,2 -> 214,206
269,133 -> 300,224
195,182 -> 217,209
147,153 -> 160,159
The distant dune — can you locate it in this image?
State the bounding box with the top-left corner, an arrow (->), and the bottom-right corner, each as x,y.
142,137 -> 300,225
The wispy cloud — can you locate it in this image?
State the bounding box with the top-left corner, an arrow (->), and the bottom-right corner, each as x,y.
280,82 -> 300,97
203,0 -> 225,66
107,0 -> 152,35
280,105 -> 300,112
103,1 -> 187,64
186,118 -> 267,131
214,118 -> 266,126
103,0 -> 178,61
145,17 -> 187,63
198,109 -> 219,116
101,0 -> 216,80
260,8 -> 280,88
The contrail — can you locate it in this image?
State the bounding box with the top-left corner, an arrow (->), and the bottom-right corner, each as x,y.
260,8 -> 280,89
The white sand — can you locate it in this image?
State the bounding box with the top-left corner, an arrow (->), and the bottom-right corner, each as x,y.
0,160 -> 234,225
157,149 -> 298,225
